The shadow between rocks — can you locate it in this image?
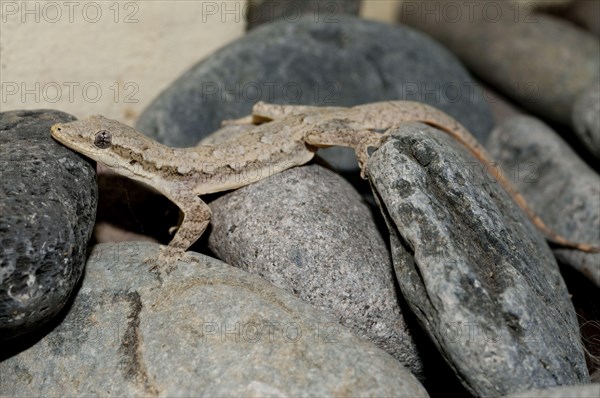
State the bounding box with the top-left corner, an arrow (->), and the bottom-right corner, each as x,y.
559,260 -> 600,377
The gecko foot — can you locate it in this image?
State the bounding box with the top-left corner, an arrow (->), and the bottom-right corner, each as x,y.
221,115 -> 254,126
357,135 -> 388,179
144,246 -> 188,275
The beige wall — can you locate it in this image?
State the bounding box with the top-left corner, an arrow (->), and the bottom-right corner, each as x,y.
360,0 -> 400,23
0,0 -> 245,124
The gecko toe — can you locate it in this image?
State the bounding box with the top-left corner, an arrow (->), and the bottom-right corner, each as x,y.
144,246 -> 188,275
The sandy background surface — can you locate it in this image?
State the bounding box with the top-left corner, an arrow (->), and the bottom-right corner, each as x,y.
1,1 -> 246,123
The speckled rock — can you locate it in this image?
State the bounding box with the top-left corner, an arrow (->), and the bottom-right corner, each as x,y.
0,242 -> 429,397
503,383 -> 600,398
487,115 -> 600,286
368,123 -> 589,397
573,85 -> 600,159
247,0 -> 361,30
136,15 -> 493,172
0,110 -> 97,340
401,3 -> 600,125
206,164 -> 423,377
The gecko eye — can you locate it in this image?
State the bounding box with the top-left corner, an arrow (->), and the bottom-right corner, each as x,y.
94,130 -> 112,149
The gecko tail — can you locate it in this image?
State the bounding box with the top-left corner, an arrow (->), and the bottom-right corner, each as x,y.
545,235 -> 600,253
527,207 -> 599,253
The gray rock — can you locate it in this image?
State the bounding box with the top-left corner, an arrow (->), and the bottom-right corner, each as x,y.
487,115 -> 600,286
401,4 -> 600,125
573,85 -> 600,159
368,123 -> 589,397
503,383 -> 600,398
0,110 -> 97,340
206,164 -> 423,377
247,0 -> 361,30
136,15 -> 493,172
0,242 -> 429,397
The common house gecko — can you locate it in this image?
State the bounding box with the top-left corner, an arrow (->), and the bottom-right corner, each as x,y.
50,101 -> 599,263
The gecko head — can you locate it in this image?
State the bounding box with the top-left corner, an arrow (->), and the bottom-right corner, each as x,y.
51,115 -> 160,177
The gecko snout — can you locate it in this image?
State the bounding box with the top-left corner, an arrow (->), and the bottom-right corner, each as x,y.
50,123 -> 68,142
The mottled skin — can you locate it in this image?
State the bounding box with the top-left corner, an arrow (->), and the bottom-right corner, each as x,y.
50,101 -> 599,265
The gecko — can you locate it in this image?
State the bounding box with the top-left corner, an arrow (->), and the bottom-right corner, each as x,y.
49,100 -> 599,266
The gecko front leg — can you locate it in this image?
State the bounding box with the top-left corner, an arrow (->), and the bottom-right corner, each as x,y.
301,119 -> 389,178
147,194 -> 211,272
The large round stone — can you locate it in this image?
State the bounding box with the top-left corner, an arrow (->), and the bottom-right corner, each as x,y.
136,15 -> 494,158
0,110 -> 97,339
0,242 -> 429,397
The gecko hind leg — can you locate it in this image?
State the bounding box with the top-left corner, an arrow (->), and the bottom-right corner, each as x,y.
146,196 -> 212,273
221,103 -> 329,126
221,115 -> 254,126
229,102 -> 344,126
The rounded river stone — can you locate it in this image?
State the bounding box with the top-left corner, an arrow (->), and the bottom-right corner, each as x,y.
503,383 -> 600,398
206,164 -> 423,377
0,242 -> 429,397
487,115 -> 600,286
0,110 -> 97,340
368,123 -> 588,397
401,3 -> 600,125
572,85 -> 600,159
